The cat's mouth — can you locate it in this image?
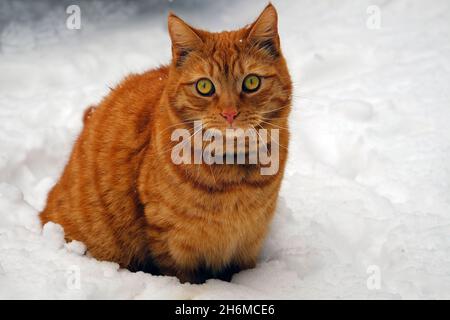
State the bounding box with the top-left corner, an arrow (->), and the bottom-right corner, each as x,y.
169,120 -> 276,163
192,125 -> 272,156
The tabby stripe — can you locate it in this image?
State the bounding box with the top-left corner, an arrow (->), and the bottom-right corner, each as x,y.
92,113 -> 122,253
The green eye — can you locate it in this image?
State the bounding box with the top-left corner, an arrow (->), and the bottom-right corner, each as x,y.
196,78 -> 215,96
242,74 -> 261,93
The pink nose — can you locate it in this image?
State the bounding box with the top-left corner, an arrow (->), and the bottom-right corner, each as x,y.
221,110 -> 238,124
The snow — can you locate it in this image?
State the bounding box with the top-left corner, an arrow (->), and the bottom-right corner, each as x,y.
1,0 -> 450,299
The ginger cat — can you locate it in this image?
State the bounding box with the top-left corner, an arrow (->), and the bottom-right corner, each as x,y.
40,4 -> 292,283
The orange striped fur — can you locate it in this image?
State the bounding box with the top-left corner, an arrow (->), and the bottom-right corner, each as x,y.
40,4 -> 292,283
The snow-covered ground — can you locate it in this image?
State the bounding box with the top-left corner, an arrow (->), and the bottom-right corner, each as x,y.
1,0 -> 450,299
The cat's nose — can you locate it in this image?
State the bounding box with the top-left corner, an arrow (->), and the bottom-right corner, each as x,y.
220,109 -> 239,125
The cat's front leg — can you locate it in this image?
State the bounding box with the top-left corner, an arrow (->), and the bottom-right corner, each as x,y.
229,235 -> 265,277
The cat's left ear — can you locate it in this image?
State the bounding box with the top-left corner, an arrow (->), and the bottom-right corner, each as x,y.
246,3 -> 280,58
168,13 -> 203,67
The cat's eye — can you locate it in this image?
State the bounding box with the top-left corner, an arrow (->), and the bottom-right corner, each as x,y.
196,78 -> 215,96
242,74 -> 261,93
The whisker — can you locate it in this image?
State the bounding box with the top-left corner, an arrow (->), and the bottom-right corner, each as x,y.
208,162 -> 217,184
252,125 -> 271,158
262,116 -> 289,121
256,124 -> 289,151
150,125 -> 203,157
259,120 -> 289,130
259,105 -> 291,115
159,118 -> 198,135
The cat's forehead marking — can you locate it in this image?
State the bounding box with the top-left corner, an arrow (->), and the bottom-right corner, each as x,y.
202,32 -> 246,80
183,28 -> 275,82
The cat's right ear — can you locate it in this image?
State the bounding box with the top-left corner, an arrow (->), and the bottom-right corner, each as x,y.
246,3 -> 280,59
168,13 -> 203,67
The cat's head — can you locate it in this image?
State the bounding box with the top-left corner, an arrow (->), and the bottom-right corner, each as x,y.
165,3 -> 292,133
